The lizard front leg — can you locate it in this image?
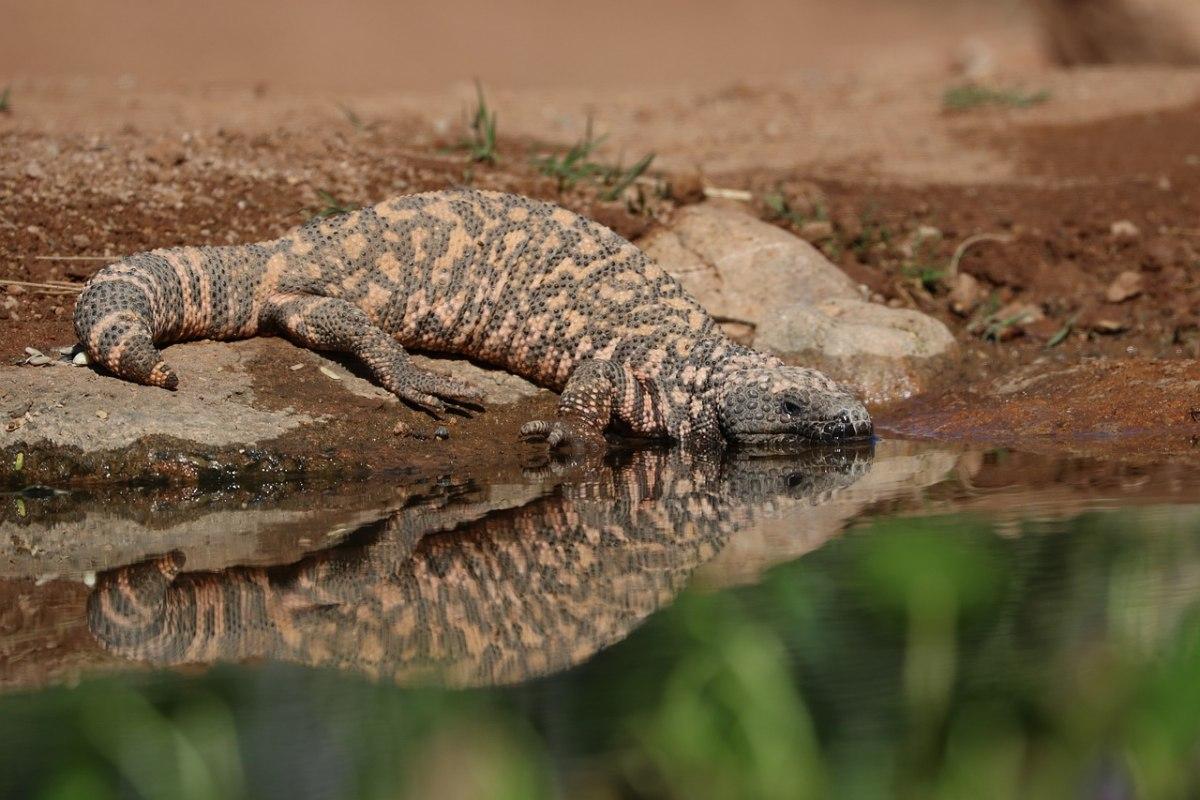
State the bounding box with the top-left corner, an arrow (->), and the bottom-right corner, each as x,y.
262,293 -> 481,412
520,359 -> 669,449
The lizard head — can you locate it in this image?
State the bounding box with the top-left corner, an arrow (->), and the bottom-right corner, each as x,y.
716,365 -> 873,445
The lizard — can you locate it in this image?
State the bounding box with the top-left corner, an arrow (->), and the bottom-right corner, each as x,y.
86,445 -> 873,686
73,189 -> 873,448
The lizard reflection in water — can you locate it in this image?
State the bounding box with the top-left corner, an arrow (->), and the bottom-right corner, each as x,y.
88,445 -> 873,687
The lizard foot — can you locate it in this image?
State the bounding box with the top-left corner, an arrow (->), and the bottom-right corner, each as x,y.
384,367 -> 483,414
519,418 -> 606,452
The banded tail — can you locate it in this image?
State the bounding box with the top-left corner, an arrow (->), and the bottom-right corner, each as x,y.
74,245 -> 273,389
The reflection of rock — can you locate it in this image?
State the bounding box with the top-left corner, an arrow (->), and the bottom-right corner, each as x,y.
87,446 -> 874,688
696,439 -> 959,588
641,203 -> 956,404
0,472 -> 548,579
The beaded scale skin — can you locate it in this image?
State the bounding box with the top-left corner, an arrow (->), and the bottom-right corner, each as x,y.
73,189 -> 872,447
86,447 -> 872,686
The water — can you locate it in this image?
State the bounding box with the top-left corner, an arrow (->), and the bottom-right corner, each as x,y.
2,441 -> 1199,799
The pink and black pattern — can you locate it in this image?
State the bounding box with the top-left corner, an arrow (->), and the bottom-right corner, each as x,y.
74,189 -> 872,445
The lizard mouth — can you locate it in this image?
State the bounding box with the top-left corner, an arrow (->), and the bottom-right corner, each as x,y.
730,417 -> 875,447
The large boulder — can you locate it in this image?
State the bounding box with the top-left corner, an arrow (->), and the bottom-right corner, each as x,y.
641,202 -> 957,405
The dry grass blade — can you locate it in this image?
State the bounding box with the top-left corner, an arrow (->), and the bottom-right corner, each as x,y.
948,233 -> 1013,278
1,278 -> 83,294
32,255 -> 116,262
703,187 -> 754,202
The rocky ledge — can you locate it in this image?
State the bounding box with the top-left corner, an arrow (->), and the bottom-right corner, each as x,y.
1,338 -> 552,487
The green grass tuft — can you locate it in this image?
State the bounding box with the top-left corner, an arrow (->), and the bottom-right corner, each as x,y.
459,80 -> 498,164
763,192 -> 827,229
533,118 -> 655,202
534,117 -> 609,189
600,152 -> 655,202
943,84 -> 1050,112
310,190 -> 356,220
337,103 -> 366,131
0,86 -> 10,114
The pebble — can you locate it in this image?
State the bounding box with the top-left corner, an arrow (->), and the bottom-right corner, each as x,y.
1105,271 -> 1143,303
948,273 -> 983,316
95,410 -> 109,420
434,426 -> 450,440
391,420 -> 411,436
318,365 -> 342,380
1110,220 -> 1140,241
798,220 -> 834,242
72,351 -> 89,366
72,233 -> 91,249
289,363 -> 304,371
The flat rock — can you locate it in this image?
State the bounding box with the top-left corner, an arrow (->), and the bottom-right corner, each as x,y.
2,341 -> 314,452
642,202 -> 957,404
0,337 -> 550,486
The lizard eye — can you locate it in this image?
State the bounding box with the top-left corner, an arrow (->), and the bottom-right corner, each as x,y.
780,398 -> 805,417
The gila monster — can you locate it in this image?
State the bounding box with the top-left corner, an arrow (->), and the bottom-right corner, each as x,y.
87,446 -> 871,686
74,189 -> 872,447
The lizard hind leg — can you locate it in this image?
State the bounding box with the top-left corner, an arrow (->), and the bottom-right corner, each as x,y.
262,293 -> 483,412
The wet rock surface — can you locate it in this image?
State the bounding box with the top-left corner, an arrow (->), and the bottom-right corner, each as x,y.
641,202 -> 957,405
879,358 -> 1200,459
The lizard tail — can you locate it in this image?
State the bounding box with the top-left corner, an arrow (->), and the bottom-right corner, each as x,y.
74,257 -> 180,389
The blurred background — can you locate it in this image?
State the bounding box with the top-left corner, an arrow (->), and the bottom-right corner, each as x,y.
2,0 -> 1197,93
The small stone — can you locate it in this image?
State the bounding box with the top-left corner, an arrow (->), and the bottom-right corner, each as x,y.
434,426 -> 450,440
391,420 -> 411,436
25,355 -> 50,366
318,365 -> 342,380
1105,270 -> 1143,303
1089,317 -> 1129,334
95,410 -> 109,420
72,233 -> 91,249
289,363 -> 304,371
1110,220 -> 1140,241
24,162 -> 45,179
988,301 -> 1044,341
948,273 -> 983,316
798,220 -> 834,243
24,347 -> 43,357
72,351 -> 89,366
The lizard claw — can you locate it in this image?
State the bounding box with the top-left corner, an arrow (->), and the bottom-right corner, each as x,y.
519,418 -> 606,452
385,366 -> 483,412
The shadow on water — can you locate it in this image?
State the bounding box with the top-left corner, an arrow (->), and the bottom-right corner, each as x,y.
4,442 -> 1200,798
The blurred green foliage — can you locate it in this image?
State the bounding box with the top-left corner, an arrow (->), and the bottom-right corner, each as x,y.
3,505 -> 1200,799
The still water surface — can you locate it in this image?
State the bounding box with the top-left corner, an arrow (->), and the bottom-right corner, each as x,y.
1,441 -> 1199,799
